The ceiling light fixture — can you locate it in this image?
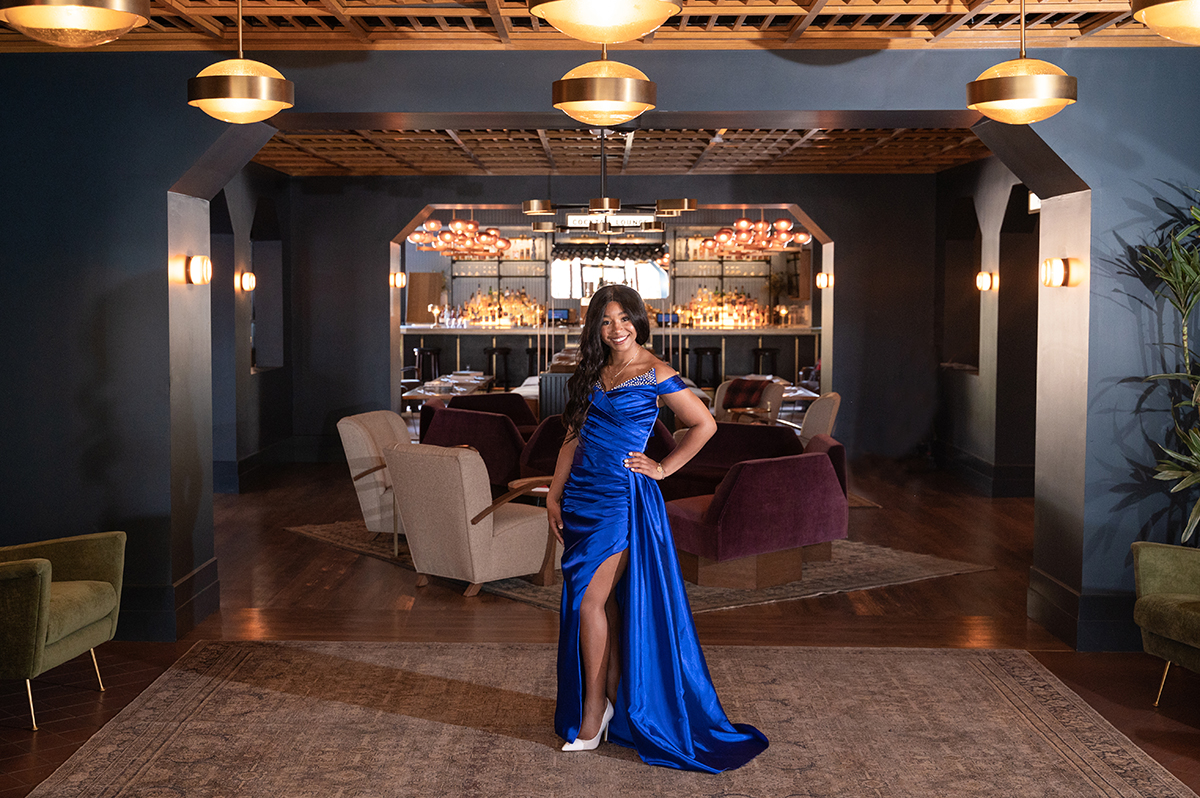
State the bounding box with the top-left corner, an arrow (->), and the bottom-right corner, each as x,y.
966,0 -> 1076,125
553,45 -> 656,127
1133,0 -> 1200,43
701,216 -> 812,258
187,0 -> 294,125
0,0 -> 148,47
528,0 -> 681,43
407,217 -> 513,260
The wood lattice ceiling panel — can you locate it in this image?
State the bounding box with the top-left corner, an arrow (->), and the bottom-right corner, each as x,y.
0,0 -> 1165,52
251,125 -> 994,176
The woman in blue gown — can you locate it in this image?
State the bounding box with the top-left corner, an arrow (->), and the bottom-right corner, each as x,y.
546,285 -> 768,772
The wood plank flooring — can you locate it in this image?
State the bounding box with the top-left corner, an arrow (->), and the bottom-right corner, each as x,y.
2,456 -> 1198,795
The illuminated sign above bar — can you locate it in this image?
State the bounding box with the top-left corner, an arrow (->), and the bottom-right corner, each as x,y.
565,213 -> 656,228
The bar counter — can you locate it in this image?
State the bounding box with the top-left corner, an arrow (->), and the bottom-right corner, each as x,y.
397,325 -> 821,389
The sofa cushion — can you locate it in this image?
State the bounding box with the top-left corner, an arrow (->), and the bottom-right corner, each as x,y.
665,495 -> 717,560
47,580 -> 116,645
1134,594 -> 1200,650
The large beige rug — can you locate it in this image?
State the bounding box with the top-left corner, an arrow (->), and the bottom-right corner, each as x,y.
29,642 -> 1196,798
287,521 -> 989,613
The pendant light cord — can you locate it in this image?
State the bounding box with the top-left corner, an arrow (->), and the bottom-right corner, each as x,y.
1019,0 -> 1025,59
600,127 -> 607,198
237,0 -> 244,59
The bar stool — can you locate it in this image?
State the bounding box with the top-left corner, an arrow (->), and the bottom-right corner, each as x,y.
752,347 -> 779,376
413,347 -> 441,382
692,347 -> 722,389
526,347 -> 542,380
483,346 -> 511,390
663,344 -> 689,373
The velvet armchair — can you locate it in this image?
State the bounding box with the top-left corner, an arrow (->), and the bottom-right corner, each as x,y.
422,406 -> 528,495
1132,541 -> 1200,705
448,392 -> 540,440
0,531 -> 126,730
665,438 -> 848,589
659,421 -> 804,502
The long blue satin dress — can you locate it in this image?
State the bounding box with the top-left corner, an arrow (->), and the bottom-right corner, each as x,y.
555,369 -> 769,772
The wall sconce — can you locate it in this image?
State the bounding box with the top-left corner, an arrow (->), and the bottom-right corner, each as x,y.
389,272 -> 407,289
1040,257 -> 1081,287
976,271 -> 998,291
815,272 -> 833,289
239,271 -> 256,292
187,255 -> 212,285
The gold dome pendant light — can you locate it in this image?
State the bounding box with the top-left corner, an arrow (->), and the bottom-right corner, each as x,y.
966,0 -> 1076,125
0,0 -> 148,47
188,0 -> 294,125
553,44 -> 656,127
1133,0 -> 1200,44
529,0 -> 681,43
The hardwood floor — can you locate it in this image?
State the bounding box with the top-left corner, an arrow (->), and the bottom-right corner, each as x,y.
2,456 -> 1198,796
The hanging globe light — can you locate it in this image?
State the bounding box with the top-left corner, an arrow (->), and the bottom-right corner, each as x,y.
553,45 -> 656,126
1132,0 -> 1200,44
187,0 -> 294,124
966,0 -> 1075,125
0,0 -> 149,47
528,0 -> 681,43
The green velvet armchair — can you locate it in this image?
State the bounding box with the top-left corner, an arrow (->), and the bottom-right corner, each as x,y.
0,531 -> 126,730
1131,541 -> 1200,706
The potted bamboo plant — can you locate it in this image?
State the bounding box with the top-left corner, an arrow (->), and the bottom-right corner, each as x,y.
1144,203 -> 1200,542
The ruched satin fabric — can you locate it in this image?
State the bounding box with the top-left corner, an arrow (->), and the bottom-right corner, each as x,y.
555,372 -> 769,772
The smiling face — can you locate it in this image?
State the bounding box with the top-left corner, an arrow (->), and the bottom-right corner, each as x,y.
600,301 -> 639,358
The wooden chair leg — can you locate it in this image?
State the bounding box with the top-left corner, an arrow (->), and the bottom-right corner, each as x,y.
26,680 -> 37,731
463,583 -> 482,597
415,574 -> 429,587
90,649 -> 105,692
1154,660 -> 1172,707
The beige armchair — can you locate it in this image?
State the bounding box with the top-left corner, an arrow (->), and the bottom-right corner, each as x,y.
337,410 -> 410,556
0,531 -> 126,730
799,391 -> 841,446
383,443 -> 562,596
712,378 -> 786,425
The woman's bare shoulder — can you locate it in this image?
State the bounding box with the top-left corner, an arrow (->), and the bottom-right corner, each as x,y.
652,358 -> 678,383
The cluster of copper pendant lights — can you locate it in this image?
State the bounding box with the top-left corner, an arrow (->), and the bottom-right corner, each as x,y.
3,0 -> 1200,125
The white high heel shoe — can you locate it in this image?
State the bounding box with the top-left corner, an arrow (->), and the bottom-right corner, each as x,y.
562,699 -> 614,752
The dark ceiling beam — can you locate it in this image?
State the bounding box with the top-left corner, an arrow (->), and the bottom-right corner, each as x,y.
484,0 -> 511,44
316,0 -> 371,41
536,129 -> 556,170
1075,9 -> 1128,36
444,129 -> 494,173
271,109 -> 985,132
621,131 -> 635,173
355,130 -> 422,172
784,0 -> 829,43
927,0 -> 994,42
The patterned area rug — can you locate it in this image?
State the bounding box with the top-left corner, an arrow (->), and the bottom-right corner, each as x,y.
287,521 -> 989,613
29,642 -> 1197,798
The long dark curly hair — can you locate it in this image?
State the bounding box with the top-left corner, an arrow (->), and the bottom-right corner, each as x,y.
562,285 -> 651,437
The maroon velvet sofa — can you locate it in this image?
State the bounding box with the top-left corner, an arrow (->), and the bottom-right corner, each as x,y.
664,433 -> 849,589
658,422 -> 805,502
422,406 -> 527,495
